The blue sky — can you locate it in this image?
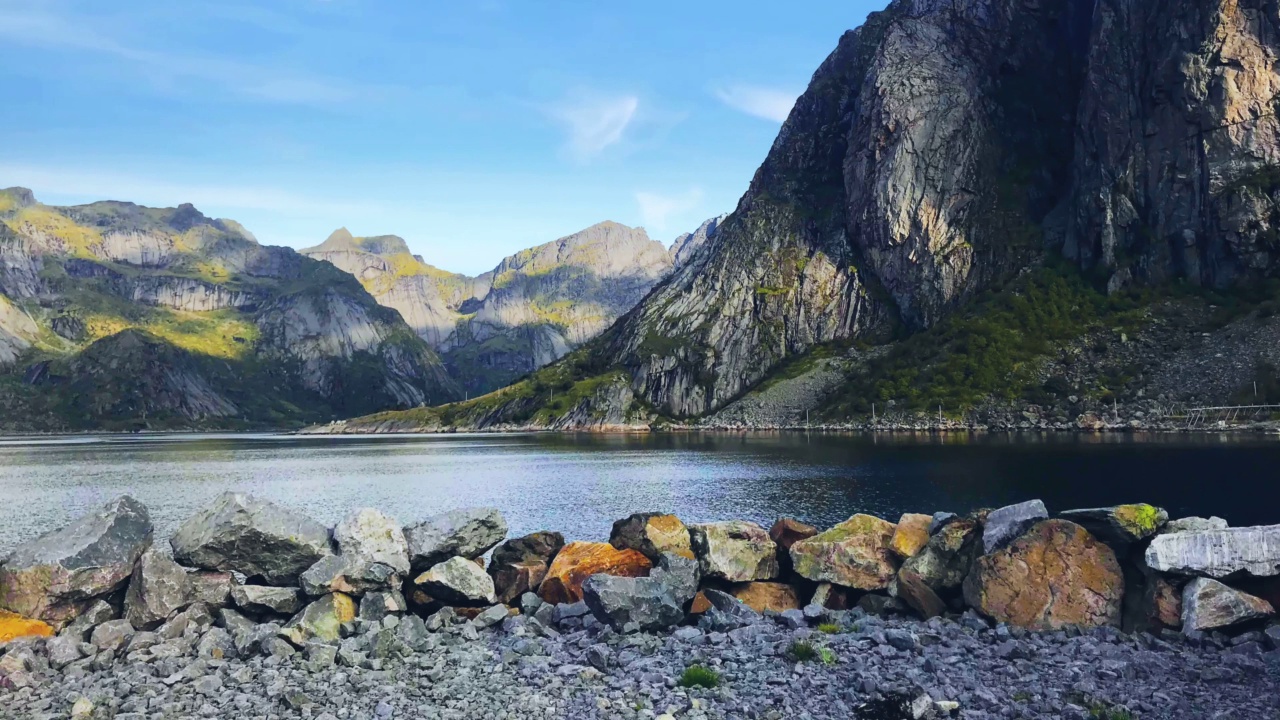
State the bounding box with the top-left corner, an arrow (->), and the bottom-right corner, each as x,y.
0,0 -> 877,275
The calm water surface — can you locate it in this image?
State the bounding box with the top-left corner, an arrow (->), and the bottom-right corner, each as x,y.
0,432 -> 1276,554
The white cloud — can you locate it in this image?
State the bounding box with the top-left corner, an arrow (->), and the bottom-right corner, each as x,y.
714,84 -> 798,123
546,93 -> 640,162
636,188 -> 704,233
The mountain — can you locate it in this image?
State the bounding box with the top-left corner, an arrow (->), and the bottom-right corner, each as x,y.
305,220 -> 674,395
0,188 -> 460,431
669,215 -> 725,267
327,0 -> 1280,432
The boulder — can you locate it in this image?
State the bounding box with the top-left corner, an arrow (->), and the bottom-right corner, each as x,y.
790,514 -> 898,590
581,574 -> 685,632
1144,576 -> 1183,630
413,556 -> 496,606
769,518 -> 818,573
1145,525 -> 1280,579
649,553 -> 699,605
1059,504 -> 1168,545
403,507 -> 507,571
231,585 -> 304,615
700,588 -> 760,629
299,555 -> 399,597
280,593 -> 356,646
929,512 -> 958,534
889,514 -> 933,559
188,571 -> 235,609
893,568 -> 946,620
982,500 -> 1048,554
170,492 -> 333,585
810,583 -> 851,611
488,531 -> 564,604
610,513 -> 694,561
358,590 -> 408,623
59,601 -> 115,641
1182,578 -> 1275,632
963,519 -> 1124,630
0,496 -> 152,627
333,508 -> 410,574
89,619 -> 135,652
689,521 -> 779,582
900,518 -> 981,592
0,609 -> 53,643
731,582 -> 801,613
1164,516 -> 1228,534
538,542 -> 652,605
124,549 -> 193,630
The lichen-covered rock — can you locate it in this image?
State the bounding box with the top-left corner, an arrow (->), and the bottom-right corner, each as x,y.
0,610 -> 53,643
488,531 -> 564,604
769,518 -> 818,573
963,520 -> 1124,630
170,492 -> 333,585
901,518 -> 981,592
731,582 -> 801,614
0,496 -> 152,628
1060,504 -> 1168,545
538,542 -> 652,605
124,549 -> 193,630
280,593 -> 356,646
889,514 -> 932,559
333,508 -> 410,574
1145,525 -> 1280,579
413,556 -> 496,606
1182,578 -> 1275,632
610,513 -> 694,561
689,521 -> 779,582
790,514 -> 898,590
893,568 -> 946,620
982,500 -> 1047,554
231,585 -> 304,615
299,555 -> 399,597
404,507 -> 507,571
188,571 -> 235,609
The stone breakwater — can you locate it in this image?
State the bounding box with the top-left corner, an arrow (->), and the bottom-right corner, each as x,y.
0,496 -> 1278,719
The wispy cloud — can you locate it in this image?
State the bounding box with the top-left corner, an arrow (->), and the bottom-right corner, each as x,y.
546,92 -> 640,163
714,84 -> 798,123
636,188 -> 704,233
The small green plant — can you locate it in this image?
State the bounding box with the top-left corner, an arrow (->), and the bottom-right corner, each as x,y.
678,665 -> 720,689
1084,699 -> 1133,720
817,622 -> 841,634
787,639 -> 818,662
1012,691 -> 1032,703
817,647 -> 837,665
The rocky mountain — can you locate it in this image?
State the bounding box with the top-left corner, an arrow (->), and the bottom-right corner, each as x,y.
0,188 -> 461,431
327,0 -> 1280,432
669,215 -> 725,267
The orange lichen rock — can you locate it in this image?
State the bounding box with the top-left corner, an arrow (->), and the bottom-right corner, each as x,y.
538,542 -> 651,604
0,610 -> 54,643
731,582 -> 802,613
889,514 -> 933,559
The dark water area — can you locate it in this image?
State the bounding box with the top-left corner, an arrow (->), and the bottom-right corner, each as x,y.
0,431 -> 1275,554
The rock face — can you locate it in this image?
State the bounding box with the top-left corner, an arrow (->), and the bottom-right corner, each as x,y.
1060,505 -> 1168,545
982,501 -> 1048,554
538,542 -> 652,605
688,521 -> 779,582
1181,578 -> 1275,632
1145,525 -> 1280,580
488,532 -> 564,604
170,493 -> 333,585
610,513 -> 694,561
413,557 -> 496,606
889,514 -> 933,559
964,520 -> 1124,630
790,515 -> 898,590
333,508 -> 410,574
124,549 -> 193,630
0,496 -> 152,627
404,508 -> 507,572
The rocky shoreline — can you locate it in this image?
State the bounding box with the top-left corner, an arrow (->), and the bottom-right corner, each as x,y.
2,496 -> 1279,719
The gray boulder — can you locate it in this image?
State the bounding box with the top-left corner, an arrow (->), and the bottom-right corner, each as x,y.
699,588 -> 761,631
488,531 -> 564,604
0,496 -> 152,628
195,627 -> 237,659
231,585 -> 304,615
581,572 -> 686,632
170,492 -> 333,585
188,571 -> 235,609
299,554 -> 398,597
1059,504 -> 1168,545
1145,524 -> 1280,579
983,500 -> 1048,554
1182,578 -> 1275,632
333,508 -> 410,574
650,552 -> 699,605
404,507 -> 507,571
89,619 -> 135,653
280,593 -> 355,646
471,604 -> 509,629
1164,516 -> 1229,534
358,590 -> 408,623
689,520 -> 779,582
124,549 -> 193,630
413,557 -> 496,605
59,600 -> 116,641
46,635 -> 85,669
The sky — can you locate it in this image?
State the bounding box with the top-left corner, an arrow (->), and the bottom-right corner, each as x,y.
0,0 -> 878,276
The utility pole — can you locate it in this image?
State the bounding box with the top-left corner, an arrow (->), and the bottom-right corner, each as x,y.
872,403 -> 876,421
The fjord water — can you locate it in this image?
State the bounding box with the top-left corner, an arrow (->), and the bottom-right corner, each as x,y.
0,432 -> 1275,554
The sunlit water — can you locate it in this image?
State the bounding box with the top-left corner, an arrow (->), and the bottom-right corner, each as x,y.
0,431 -> 1276,554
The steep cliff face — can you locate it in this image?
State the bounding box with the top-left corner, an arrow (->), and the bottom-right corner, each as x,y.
0,293 -> 35,366
670,215 -> 725,266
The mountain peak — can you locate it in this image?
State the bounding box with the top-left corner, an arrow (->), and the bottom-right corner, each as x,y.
325,227 -> 356,246
0,187 -> 37,210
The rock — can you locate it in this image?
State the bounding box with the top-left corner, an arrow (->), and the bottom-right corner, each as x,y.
70,697 -> 94,720
217,607 -> 255,634
124,549 -> 193,630
610,513 -> 694,561
1145,525 -> 1280,579
790,514 -> 898,590
299,554 -> 399,597
1182,578 -> 1275,632
0,496 -> 152,627
649,552 -> 699,605
188,571 -> 235,609
731,582 -> 801,613
0,609 -> 54,643
45,634 -> 84,669
769,518 -> 818,574
689,521 -> 779,582
1144,576 -> 1183,630
89,619 -> 135,653
538,542 -> 652,605
170,492 -> 333,585
810,583 -> 851,611
700,588 -> 760,627
403,507 -> 507,571
1059,504 -> 1168,545
689,591 -> 711,615
231,585 -> 304,615
900,519 -> 981,592
471,603 -> 509,629
890,514 -> 933,559
982,500 -> 1048,554
488,531 -> 564,604
195,627 -> 236,659
1164,516 -> 1229,534
894,568 -> 946,620
333,508 -> 410,574
413,556 -> 496,605
929,513 -> 958,535
582,573 -> 685,632
280,593 -> 356,645
157,603 -> 212,639
963,519 -> 1124,630
358,591 -> 407,623
59,601 -> 114,641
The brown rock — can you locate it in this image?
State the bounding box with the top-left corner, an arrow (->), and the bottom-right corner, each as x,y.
538,542 -> 652,605
610,514 -> 694,561
895,568 -> 946,619
489,531 -> 564,605
1146,576 -> 1183,629
1182,578 -> 1275,631
900,519 -> 981,592
492,561 -> 549,605
731,582 -> 802,613
790,514 -> 899,590
963,520 -> 1124,630
810,583 -> 851,610
770,518 -> 818,573
889,514 -> 932,559
689,591 -> 711,615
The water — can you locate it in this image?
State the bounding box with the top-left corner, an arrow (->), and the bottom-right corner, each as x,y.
0,431 -> 1276,554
